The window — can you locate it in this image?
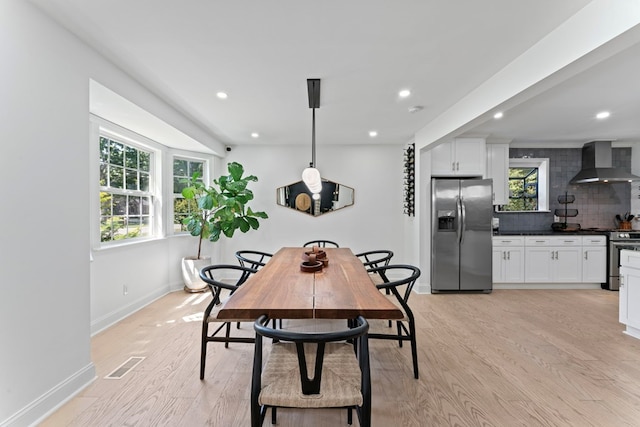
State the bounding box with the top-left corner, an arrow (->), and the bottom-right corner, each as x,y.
505,167 -> 538,211
99,136 -> 153,242
173,158 -> 205,232
499,158 -> 549,212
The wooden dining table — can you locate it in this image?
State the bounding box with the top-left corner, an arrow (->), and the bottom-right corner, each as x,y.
218,247 -> 403,320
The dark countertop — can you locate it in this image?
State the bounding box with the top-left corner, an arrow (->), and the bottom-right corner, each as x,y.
493,229 -> 608,236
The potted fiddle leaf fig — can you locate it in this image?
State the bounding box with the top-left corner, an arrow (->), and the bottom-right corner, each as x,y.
180,161 -> 268,292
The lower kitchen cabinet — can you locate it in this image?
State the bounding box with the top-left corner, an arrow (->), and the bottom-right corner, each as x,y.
524,236 -> 582,283
492,237 -> 524,283
582,236 -> 607,283
619,249 -> 640,340
492,234 -> 606,287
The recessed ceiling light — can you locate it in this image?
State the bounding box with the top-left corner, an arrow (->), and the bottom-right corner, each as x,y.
399,89 -> 411,98
369,131 -> 378,137
216,92 -> 228,99
596,111 -> 610,119
493,111 -> 504,119
251,132 -> 259,138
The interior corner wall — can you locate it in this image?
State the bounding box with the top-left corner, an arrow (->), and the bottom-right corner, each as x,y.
0,1 -> 93,425
220,144 -> 408,264
0,1 -> 216,425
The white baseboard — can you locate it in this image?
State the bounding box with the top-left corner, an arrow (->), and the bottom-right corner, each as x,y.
1,363 -> 95,427
413,281 -> 431,294
90,286 -> 169,335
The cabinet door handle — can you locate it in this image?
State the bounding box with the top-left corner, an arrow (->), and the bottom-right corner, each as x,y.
452,162 -> 455,171
456,161 -> 459,171
584,251 -> 588,260
503,251 -> 506,260
507,251 -> 511,260
555,251 -> 559,260
551,251 -> 555,260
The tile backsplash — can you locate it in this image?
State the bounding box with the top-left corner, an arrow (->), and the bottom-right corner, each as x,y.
496,147 -> 631,231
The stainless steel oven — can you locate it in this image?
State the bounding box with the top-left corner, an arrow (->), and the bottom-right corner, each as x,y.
608,231 -> 640,290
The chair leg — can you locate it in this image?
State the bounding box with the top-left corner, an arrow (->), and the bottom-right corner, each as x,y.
347,407 -> 353,424
397,321 -> 403,347
409,320 -> 419,379
271,407 -> 277,424
200,323 -> 209,380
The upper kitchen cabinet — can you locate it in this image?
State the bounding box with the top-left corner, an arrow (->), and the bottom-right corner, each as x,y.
486,142 -> 509,205
431,137 -> 486,177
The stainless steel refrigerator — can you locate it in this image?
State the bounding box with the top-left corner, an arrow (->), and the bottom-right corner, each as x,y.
431,178 -> 493,292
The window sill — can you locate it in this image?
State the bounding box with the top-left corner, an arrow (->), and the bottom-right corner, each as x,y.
93,236 -> 165,252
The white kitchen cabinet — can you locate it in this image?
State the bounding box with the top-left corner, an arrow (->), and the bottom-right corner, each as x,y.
619,249 -> 640,339
582,236 -> 607,283
492,234 -> 607,287
524,236 -> 582,283
492,236 -> 524,283
431,137 -> 486,177
486,142 -> 509,205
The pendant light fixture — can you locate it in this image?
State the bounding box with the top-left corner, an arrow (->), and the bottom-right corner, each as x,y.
302,78 -> 323,197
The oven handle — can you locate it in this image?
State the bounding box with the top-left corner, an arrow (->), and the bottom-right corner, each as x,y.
610,241 -> 640,248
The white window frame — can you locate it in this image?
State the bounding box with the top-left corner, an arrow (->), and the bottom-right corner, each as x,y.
90,116 -> 163,248
171,155 -> 210,235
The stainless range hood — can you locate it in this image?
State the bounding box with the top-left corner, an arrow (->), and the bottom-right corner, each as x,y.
569,141 -> 639,184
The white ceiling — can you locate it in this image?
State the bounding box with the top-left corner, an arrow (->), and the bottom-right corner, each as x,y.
29,0 -> 640,151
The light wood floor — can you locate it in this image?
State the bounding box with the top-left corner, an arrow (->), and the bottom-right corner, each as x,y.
41,289 -> 640,427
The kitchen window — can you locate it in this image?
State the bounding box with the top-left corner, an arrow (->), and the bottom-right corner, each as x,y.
499,158 -> 549,212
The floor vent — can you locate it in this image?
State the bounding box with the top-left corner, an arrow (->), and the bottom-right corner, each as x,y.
105,356 -> 145,379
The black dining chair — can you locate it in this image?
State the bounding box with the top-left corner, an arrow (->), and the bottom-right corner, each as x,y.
355,250 -> 394,285
251,315 -> 371,427
198,264 -> 258,380
365,264 -> 421,379
303,239 -> 340,248
235,250 -> 273,270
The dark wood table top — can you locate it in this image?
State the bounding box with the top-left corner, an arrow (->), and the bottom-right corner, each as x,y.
218,247 -> 403,320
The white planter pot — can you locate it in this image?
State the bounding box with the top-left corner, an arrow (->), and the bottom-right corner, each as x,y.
181,256 -> 211,293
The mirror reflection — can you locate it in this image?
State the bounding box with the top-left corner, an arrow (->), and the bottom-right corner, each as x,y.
277,179 -> 354,216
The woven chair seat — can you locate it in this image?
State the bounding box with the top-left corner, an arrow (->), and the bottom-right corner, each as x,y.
259,342 -> 362,408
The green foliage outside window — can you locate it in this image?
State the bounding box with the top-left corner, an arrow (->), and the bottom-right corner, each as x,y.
502,167 -> 539,211
173,158 -> 204,232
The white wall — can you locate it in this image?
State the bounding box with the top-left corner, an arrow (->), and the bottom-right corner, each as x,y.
0,2 -> 93,425
219,144 -> 408,263
0,1 -> 221,425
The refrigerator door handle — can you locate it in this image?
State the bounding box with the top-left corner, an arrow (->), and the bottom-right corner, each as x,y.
459,196 -> 466,244
455,196 -> 462,243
